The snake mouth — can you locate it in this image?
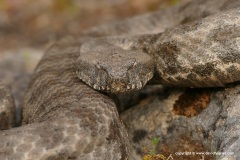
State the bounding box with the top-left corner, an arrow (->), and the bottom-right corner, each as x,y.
93,72 -> 153,93
76,68 -> 154,93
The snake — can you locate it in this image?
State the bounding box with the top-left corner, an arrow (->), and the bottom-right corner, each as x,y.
0,0 -> 240,159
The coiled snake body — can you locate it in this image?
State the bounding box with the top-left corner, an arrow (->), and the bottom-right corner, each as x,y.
0,0 -> 240,159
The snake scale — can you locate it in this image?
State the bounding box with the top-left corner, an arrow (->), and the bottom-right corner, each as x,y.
0,0 -> 240,159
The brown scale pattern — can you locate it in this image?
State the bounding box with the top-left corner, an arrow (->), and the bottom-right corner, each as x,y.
80,4 -> 240,93
130,8 -> 240,88
0,38 -> 129,160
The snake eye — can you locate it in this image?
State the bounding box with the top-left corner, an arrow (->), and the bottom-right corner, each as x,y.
96,62 -> 108,73
125,59 -> 137,71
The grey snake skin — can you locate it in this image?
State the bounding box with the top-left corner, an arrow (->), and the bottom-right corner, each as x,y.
0,0 -> 240,159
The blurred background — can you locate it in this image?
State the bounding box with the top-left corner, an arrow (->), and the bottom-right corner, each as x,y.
0,0 -> 191,51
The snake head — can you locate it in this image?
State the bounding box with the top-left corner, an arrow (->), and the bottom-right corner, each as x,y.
76,40 -> 154,93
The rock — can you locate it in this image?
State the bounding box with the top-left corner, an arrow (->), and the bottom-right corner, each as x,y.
121,84 -> 240,160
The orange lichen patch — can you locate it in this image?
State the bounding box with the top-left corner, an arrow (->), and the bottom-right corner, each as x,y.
173,89 -> 212,117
